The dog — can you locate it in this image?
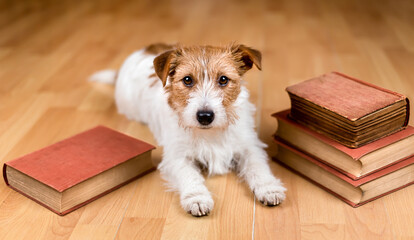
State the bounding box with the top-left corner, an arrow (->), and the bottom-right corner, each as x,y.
90,43 -> 286,216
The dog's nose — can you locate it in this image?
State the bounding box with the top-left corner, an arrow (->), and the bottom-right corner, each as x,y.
196,110 -> 215,125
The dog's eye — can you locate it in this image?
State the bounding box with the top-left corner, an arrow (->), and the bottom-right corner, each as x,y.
182,76 -> 193,87
218,76 -> 229,86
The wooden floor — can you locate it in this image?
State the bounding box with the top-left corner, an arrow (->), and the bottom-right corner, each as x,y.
1,0 -> 414,239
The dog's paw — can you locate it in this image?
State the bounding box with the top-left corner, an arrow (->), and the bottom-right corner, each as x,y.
181,192 -> 214,217
254,180 -> 286,206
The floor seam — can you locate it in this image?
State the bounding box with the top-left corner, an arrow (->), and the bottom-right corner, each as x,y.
252,195 -> 256,240
112,180 -> 140,240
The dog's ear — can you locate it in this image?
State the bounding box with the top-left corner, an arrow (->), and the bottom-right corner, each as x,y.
153,50 -> 175,86
232,44 -> 262,74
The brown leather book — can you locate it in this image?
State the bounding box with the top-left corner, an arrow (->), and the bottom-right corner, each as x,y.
286,72 -> 410,148
3,126 -> 155,215
274,139 -> 414,207
272,109 -> 414,180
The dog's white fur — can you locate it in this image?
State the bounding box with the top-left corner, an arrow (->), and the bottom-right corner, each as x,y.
90,46 -> 286,216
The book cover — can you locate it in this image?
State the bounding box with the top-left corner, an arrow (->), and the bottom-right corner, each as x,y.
285,72 -> 410,148
3,126 -> 156,215
286,72 -> 410,123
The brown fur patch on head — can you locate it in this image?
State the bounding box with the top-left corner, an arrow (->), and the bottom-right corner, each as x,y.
153,50 -> 177,86
229,43 -> 262,74
155,44 -> 261,127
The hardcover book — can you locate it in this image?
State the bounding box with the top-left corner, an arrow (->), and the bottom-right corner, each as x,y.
3,126 -> 155,216
286,72 -> 410,148
272,109 -> 414,179
274,140 -> 414,207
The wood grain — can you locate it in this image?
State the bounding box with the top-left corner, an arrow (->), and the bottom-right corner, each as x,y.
1,0 -> 413,239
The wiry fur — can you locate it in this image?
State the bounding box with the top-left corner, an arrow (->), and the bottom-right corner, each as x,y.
90,43 -> 286,217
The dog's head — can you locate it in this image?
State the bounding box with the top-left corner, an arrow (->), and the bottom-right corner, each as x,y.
153,44 -> 261,130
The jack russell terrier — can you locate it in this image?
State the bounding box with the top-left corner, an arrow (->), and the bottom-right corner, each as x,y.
90,43 -> 286,216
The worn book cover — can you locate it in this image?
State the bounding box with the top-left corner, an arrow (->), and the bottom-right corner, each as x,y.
286,72 -> 410,148
3,126 -> 156,215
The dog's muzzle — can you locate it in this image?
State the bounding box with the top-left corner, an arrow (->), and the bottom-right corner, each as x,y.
196,110 -> 215,126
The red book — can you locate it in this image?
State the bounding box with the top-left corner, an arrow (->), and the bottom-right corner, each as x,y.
274,139 -> 414,207
286,72 -> 410,148
3,126 -> 155,215
273,109 -> 414,180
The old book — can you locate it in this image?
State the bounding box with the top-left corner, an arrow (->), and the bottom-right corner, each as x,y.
273,109 -> 414,180
3,126 -> 155,216
274,140 -> 414,207
286,72 -> 410,148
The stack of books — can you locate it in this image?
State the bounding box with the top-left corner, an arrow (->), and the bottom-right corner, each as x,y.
273,72 -> 414,207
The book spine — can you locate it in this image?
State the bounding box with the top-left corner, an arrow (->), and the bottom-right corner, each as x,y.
3,164 -> 9,186
404,98 -> 410,127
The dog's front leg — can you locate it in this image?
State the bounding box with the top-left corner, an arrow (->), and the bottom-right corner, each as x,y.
159,156 -> 213,217
238,144 -> 286,206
